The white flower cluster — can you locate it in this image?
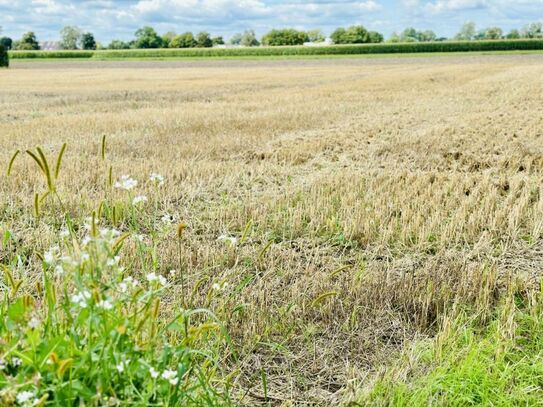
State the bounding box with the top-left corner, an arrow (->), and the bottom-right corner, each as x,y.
0,357 -> 23,370
116,359 -> 131,373
71,290 -> 91,308
212,282 -> 230,292
161,213 -> 179,224
146,272 -> 167,286
44,245 -> 60,265
16,390 -> 39,406
132,195 -> 148,205
217,235 -> 238,246
150,173 -> 165,186
96,299 -> 113,310
114,175 -> 138,190
119,276 -> 140,293
149,367 -> 179,385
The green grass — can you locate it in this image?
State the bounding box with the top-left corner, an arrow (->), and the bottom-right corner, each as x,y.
361,289 -> 543,406
8,39 -> 543,61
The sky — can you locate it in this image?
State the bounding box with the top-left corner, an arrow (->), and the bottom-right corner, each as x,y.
0,0 -> 542,44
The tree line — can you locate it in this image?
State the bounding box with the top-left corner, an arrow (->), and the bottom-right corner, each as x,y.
1,22 -> 542,52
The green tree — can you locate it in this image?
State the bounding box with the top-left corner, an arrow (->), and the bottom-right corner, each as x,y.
522,22 -> 543,38
161,31 -> 176,48
367,31 -> 384,43
16,32 -> 40,50
170,32 -> 196,48
344,25 -> 369,43
387,32 -> 401,43
241,30 -> 259,47
212,36 -> 224,46
261,29 -> 308,46
399,28 -> 436,42
196,31 -> 212,48
81,32 -> 96,50
331,25 -> 376,44
331,27 -> 346,44
419,30 -> 437,42
506,29 -> 520,39
455,21 -> 476,40
108,40 -> 130,49
307,29 -> 325,43
60,25 -> 82,49
401,27 -> 418,41
134,26 -> 163,48
0,37 -> 12,50
0,44 -> 8,67
485,27 -> 503,40
229,33 -> 242,45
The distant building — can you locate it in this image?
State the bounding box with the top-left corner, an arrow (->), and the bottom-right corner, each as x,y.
39,41 -> 61,51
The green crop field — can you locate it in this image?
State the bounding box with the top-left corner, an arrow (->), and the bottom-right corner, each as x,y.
8,39 -> 543,61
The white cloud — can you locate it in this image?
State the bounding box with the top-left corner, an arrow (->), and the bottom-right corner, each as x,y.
424,0 -> 489,14
0,0 -> 541,43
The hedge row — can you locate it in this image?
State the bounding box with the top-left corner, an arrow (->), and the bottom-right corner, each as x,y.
9,39 -> 543,60
0,44 -> 8,67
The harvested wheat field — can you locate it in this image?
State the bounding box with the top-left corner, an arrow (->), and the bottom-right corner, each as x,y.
2,55 -> 543,405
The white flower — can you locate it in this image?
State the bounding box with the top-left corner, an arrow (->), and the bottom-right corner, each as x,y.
59,228 -> 70,237
120,276 -> 139,291
82,236 -> 91,246
107,256 -> 121,267
96,300 -> 113,310
44,246 -> 59,264
12,357 -> 22,366
119,276 -> 138,292
150,173 -> 165,186
169,269 -> 177,276
116,359 -> 130,373
28,317 -> 40,329
54,265 -> 64,276
114,175 -> 138,191
16,391 -> 35,404
147,273 -> 166,286
149,367 -> 160,378
212,282 -> 229,291
132,195 -> 148,205
217,235 -> 238,246
71,290 -> 91,308
162,369 -> 179,385
161,214 -> 179,224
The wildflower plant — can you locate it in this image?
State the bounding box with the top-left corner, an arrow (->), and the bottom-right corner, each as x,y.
2,143 -> 231,405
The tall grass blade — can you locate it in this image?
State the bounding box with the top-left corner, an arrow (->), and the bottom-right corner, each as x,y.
7,150 -> 20,176
101,135 -> 106,160
55,143 -> 67,179
36,147 -> 53,192
26,150 -> 46,175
